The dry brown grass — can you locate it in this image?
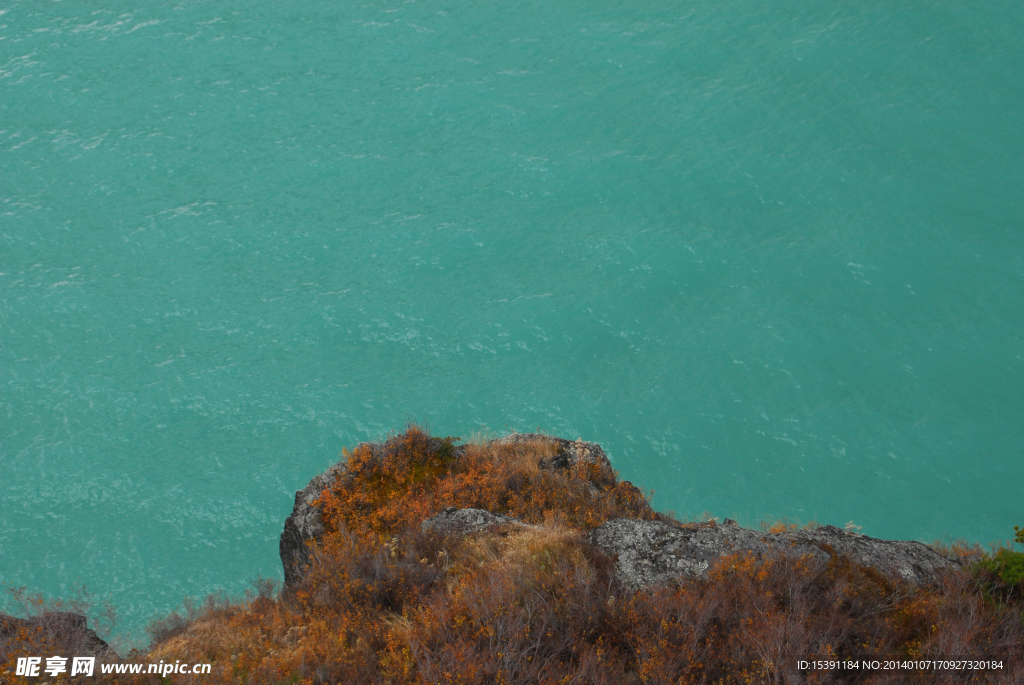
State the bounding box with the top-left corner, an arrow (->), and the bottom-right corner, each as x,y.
464,436 -> 561,478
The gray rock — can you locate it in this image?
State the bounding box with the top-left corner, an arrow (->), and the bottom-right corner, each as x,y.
421,507 -> 532,536
588,519 -> 958,590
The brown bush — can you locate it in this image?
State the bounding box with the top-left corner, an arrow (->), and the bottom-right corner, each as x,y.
314,426 -> 657,545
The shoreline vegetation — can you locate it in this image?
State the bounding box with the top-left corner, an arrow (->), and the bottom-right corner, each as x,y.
4,426 -> 1023,683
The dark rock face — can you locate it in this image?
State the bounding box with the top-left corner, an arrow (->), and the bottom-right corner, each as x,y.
588,519 -> 958,590
279,459 -> 351,589
421,508 -> 532,536
0,611 -> 116,658
280,434 -> 605,587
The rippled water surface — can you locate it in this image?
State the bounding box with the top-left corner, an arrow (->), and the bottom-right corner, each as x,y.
2,0 -> 1022,636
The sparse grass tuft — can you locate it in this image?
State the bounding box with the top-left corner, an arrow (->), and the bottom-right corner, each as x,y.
929,536 -> 987,563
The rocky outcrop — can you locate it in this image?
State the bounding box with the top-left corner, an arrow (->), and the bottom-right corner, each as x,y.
280,433 -> 608,587
0,611 -> 116,658
421,507 -> 533,536
283,433 -> 955,593
588,518 -> 958,590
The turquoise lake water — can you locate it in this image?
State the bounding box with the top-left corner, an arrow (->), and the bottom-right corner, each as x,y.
2,0 -> 1022,639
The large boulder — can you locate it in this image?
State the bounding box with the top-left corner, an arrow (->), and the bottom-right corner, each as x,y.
588,518 -> 958,590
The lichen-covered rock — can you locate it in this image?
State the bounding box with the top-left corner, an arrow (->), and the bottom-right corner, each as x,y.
421,507 -> 532,536
588,519 -> 958,590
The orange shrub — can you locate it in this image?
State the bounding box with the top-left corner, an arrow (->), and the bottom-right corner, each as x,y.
315,426 -> 657,543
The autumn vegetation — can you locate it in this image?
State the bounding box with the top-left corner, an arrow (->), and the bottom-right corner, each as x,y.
4,426 -> 1024,683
